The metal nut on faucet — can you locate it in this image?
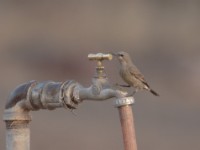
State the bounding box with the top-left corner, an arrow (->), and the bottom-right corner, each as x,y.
88,53 -> 112,61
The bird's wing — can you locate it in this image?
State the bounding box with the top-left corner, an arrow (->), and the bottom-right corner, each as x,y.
128,66 -> 150,88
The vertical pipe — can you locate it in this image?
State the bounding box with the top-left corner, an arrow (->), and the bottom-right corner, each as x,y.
5,120 -> 30,150
115,97 -> 137,150
118,105 -> 137,150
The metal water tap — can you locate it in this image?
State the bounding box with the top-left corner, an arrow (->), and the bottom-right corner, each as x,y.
74,53 -> 128,101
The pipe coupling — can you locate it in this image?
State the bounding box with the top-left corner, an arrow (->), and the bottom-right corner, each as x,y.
114,97 -> 135,107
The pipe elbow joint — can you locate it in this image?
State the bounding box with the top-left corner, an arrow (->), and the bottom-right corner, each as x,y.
4,81 -> 36,121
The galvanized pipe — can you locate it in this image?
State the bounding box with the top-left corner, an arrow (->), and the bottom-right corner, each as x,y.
3,80 -> 81,150
5,120 -> 30,150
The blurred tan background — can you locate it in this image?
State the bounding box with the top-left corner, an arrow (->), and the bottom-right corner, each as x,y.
0,1 -> 200,150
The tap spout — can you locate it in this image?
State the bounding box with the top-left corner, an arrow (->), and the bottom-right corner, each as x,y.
77,85 -> 127,101
73,77 -> 128,102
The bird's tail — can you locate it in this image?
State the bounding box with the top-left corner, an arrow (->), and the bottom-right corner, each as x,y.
150,89 -> 159,96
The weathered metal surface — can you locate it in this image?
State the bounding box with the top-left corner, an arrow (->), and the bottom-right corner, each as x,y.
4,80 -> 81,150
5,81 -> 36,109
5,80 -> 79,113
5,121 -> 30,150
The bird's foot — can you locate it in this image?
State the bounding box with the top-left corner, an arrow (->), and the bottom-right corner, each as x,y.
114,83 -> 126,91
115,83 -> 131,88
127,90 -> 137,97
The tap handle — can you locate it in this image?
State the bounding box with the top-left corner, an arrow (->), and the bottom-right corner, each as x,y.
88,53 -> 112,62
88,53 -> 112,78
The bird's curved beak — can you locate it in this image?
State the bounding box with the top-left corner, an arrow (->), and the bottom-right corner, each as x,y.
111,52 -> 118,56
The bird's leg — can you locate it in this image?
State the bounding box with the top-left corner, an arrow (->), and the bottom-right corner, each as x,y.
114,83 -> 129,91
115,83 -> 131,88
114,83 -> 123,91
129,89 -> 138,96
120,85 -> 131,87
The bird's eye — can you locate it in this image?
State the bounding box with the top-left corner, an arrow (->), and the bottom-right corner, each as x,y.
120,54 -> 124,57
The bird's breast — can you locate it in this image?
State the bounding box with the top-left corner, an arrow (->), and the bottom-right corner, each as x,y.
120,67 -> 134,85
120,66 -> 144,89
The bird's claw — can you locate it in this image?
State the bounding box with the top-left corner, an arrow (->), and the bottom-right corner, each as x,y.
115,83 -> 131,88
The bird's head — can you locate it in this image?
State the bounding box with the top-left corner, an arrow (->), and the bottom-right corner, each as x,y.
112,51 -> 132,64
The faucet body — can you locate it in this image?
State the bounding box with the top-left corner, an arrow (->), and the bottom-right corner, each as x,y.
5,77 -> 126,115
3,77 -> 127,150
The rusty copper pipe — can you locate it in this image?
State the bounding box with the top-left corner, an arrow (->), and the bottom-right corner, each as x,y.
118,105 -> 137,150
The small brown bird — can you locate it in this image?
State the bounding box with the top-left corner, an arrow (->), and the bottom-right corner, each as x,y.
113,51 -> 159,96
